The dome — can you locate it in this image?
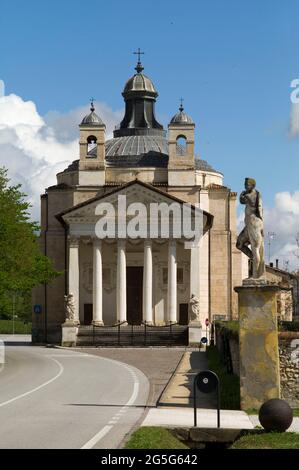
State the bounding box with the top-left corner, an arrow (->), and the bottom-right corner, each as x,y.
170,104 -> 194,125
87,134 -> 168,168
80,102 -> 104,126
123,73 -> 157,95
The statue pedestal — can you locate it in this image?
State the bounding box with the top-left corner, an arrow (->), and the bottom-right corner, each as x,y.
188,321 -> 202,346
235,282 -> 281,410
61,322 -> 78,347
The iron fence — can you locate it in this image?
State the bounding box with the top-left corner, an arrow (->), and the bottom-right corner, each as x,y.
77,321 -> 188,346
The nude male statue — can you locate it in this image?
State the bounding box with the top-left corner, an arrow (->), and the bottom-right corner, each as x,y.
236,178 -> 265,279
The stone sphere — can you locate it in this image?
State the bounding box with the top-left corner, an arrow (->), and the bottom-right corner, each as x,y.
259,399 -> 293,432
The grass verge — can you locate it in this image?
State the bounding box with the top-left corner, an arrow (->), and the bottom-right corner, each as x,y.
0,319 -> 31,334
206,345 -> 240,409
125,427 -> 188,449
232,432 -> 299,449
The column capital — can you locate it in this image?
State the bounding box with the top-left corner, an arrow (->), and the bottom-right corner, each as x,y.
144,239 -> 152,247
68,235 -> 80,248
92,236 -> 102,247
117,239 -> 126,248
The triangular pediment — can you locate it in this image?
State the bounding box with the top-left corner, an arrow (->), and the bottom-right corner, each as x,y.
56,180 -> 213,234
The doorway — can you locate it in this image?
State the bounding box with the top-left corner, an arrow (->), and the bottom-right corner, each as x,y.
179,303 -> 189,325
84,303 -> 93,325
126,267 -> 143,325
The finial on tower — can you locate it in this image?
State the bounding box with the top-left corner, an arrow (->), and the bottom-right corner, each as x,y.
90,97 -> 95,112
179,97 -> 184,112
133,48 -> 145,73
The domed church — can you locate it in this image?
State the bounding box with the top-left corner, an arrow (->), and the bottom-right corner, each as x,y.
32,53 -> 244,345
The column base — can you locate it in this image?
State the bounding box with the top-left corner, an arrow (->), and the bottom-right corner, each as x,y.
119,321 -> 128,326
92,320 -> 104,326
144,320 -> 154,326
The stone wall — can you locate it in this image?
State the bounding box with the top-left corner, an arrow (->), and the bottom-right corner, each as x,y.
279,332 -> 299,407
215,323 -> 299,407
214,322 -> 240,376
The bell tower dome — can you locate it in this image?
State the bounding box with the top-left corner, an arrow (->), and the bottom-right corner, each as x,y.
114,49 -> 165,138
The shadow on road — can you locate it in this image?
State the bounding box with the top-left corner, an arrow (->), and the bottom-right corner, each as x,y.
65,403 -> 147,408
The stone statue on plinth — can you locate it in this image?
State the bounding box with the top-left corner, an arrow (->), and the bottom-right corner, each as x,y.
64,293 -> 76,324
189,294 -> 200,323
236,177 -> 266,281
235,178 -> 281,409
188,293 -> 202,345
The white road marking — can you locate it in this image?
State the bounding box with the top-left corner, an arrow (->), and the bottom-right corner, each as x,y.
81,359 -> 141,449
45,354 -> 94,358
81,425 -> 113,449
0,358 -> 63,408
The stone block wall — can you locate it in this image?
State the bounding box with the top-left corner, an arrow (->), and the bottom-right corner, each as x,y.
279,332 -> 299,407
214,322 -> 240,376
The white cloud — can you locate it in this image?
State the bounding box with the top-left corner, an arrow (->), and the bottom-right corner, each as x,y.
264,191 -> 299,271
289,103 -> 299,138
0,93 -> 121,220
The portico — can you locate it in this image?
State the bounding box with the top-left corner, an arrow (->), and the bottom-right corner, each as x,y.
58,179 -> 213,329
67,235 -> 182,326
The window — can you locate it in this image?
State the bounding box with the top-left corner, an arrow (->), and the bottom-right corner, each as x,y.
176,135 -> 187,156
177,268 -> 184,284
163,267 -> 184,285
87,135 -> 97,155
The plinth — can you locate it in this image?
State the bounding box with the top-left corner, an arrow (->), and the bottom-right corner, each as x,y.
61,321 -> 78,347
235,281 -> 281,410
188,321 -> 202,346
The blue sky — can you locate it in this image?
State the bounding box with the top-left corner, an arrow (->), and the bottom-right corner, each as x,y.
0,0 -> 299,210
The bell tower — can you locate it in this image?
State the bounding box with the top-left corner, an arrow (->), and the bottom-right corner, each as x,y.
79,100 -> 105,171
168,102 -> 195,185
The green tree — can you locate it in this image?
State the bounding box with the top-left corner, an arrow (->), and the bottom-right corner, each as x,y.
0,167 -> 59,320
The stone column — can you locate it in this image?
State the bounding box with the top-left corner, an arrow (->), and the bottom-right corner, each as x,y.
143,240 -> 153,324
68,236 -> 80,324
235,283 -> 281,410
168,240 -> 177,323
92,238 -> 103,325
117,240 -> 127,324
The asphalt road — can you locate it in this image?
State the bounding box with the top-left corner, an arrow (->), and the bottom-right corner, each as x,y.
0,343 -> 149,449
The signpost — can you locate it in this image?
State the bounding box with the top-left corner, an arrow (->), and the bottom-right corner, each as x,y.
34,305 -> 42,315
205,318 -> 210,344
33,305 -> 42,342
193,370 -> 220,428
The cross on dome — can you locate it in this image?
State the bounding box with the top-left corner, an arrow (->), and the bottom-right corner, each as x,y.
133,48 -> 145,73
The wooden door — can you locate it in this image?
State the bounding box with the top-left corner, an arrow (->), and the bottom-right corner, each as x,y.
84,303 -> 93,325
126,267 -> 143,325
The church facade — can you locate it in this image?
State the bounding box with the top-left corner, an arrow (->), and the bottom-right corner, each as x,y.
32,57 -> 245,344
